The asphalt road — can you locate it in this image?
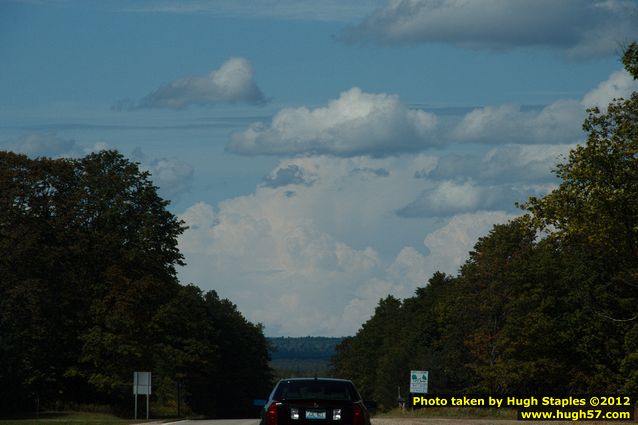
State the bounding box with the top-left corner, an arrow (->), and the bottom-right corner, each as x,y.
159,420 -> 259,425
153,418 -> 634,425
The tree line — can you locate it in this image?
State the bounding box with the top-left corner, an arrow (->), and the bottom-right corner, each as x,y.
268,337 -> 343,380
330,44 -> 638,409
0,150 -> 272,417
269,337 -> 343,360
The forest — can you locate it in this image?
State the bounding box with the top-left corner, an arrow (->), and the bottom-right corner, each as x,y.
0,150 -> 272,417
268,337 -> 343,379
330,44 -> 638,409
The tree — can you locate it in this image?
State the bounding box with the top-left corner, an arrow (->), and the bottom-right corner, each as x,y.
0,150 -> 189,413
0,154 -> 84,412
331,296 -> 404,408
0,150 -> 273,416
622,42 -> 638,80
401,272 -> 469,394
523,42 -> 638,283
185,290 -> 273,417
522,42 -> 638,393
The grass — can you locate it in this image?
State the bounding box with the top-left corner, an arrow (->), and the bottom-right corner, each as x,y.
0,411 -> 158,425
377,405 -> 518,420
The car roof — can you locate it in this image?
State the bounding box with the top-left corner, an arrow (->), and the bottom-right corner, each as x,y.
278,377 -> 353,383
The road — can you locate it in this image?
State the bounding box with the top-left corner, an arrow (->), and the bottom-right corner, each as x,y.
157,420 -> 259,425
152,418 -> 634,425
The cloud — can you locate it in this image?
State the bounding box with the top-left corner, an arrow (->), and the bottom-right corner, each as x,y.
124,0 -> 384,22
582,69 -> 638,111
127,148 -> 195,202
260,164 -> 316,188
452,101 -> 584,144
176,155 -> 528,335
227,69 -> 635,158
115,57 -> 267,110
177,155 -> 429,335
351,167 -> 390,177
424,144 -> 572,184
178,195 -> 382,336
145,157 -> 194,201
1,133 -> 108,158
227,87 -> 438,156
2,133 -> 79,157
399,144 -> 570,218
382,211 -> 515,282
343,0 -> 638,59
175,65 -> 638,334
451,69 -> 638,145
396,179 -> 548,217
311,211 -> 516,333
421,211 -> 515,273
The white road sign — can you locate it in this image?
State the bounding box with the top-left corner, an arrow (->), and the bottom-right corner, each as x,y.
133,371 -> 152,395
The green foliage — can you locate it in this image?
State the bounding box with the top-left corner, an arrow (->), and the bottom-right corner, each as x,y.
623,41 -> 638,80
0,150 -> 272,417
184,290 -> 273,417
331,295 -> 409,408
331,43 -> 638,406
521,41 -> 638,393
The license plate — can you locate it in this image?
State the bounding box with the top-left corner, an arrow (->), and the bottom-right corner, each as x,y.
306,410 -> 326,419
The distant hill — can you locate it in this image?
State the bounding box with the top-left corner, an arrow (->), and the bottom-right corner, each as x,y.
267,336 -> 344,379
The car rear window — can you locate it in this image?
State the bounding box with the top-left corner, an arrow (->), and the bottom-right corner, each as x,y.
274,380 -> 357,401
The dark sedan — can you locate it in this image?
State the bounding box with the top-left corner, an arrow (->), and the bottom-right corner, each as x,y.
257,378 -> 373,425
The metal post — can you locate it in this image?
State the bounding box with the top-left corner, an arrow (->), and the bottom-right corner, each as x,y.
177,381 -> 181,418
135,372 -> 138,420
146,392 -> 149,419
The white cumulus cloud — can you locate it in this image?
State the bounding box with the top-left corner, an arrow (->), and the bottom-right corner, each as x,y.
452,101 -> 584,145
115,57 -> 267,110
396,179 -> 546,217
177,155 -> 527,335
425,144 -> 572,184
226,69 -> 637,157
145,157 -> 194,202
452,69 -> 638,145
582,69 -> 638,111
421,211 -> 515,274
227,87 -> 438,156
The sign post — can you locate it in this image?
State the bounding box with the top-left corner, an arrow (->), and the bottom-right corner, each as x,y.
133,372 -> 152,420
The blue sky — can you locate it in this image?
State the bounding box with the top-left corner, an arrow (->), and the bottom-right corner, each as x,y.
2,0 -> 638,336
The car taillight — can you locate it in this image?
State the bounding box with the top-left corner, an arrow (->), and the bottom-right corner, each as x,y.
353,404 -> 363,425
267,402 -> 280,425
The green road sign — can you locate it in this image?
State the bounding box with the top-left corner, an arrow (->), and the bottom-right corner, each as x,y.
409,370 -> 428,394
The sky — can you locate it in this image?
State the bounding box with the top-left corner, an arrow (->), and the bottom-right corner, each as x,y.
2,0 -> 638,336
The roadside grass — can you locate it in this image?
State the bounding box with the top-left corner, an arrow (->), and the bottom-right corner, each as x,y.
0,411 -> 158,425
377,406 -> 518,419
